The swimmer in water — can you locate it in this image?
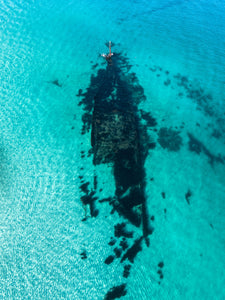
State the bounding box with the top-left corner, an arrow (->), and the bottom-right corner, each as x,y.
101,41 -> 113,62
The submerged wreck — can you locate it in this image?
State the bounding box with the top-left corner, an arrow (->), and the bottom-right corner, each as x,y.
79,42 -> 155,245
92,91 -> 144,227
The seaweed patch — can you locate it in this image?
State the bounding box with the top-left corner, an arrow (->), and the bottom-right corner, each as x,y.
158,127 -> 183,151
173,73 -> 216,118
148,61 -> 223,131
188,133 -> 224,165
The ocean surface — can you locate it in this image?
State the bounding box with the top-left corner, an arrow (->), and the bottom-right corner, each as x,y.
0,0 -> 225,299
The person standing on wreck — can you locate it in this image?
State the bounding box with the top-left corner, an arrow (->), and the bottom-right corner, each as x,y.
101,41 -> 113,63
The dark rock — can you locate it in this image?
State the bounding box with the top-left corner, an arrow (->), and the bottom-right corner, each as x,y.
80,250 -> 87,259
80,182 -> 89,194
161,192 -> 166,199
92,63 -> 99,69
113,247 -> 122,258
77,89 -> 83,96
123,265 -> 131,278
119,239 -> 128,250
104,284 -> 127,299
185,189 -> 192,205
114,223 -> 133,238
108,238 -> 117,246
164,79 -> 171,86
50,79 -> 62,87
147,224 -> 153,234
99,197 -> 112,203
104,255 -> 115,265
158,261 -> 164,268
94,175 -> 97,190
91,208 -> 99,217
121,237 -> 143,263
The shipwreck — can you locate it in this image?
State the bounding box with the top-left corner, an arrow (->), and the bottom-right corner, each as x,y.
79,42 -> 155,245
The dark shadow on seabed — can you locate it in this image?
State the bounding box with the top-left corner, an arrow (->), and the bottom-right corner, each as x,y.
79,51 -> 156,244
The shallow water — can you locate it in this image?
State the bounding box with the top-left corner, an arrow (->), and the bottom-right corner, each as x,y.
0,0 -> 225,299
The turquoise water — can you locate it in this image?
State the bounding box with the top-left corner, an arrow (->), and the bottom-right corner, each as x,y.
0,0 -> 225,299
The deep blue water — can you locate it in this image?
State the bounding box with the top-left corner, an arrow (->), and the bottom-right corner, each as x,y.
0,0 -> 225,299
